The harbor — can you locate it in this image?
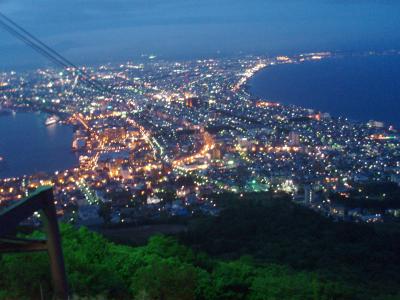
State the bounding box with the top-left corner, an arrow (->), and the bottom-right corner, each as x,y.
0,112 -> 77,179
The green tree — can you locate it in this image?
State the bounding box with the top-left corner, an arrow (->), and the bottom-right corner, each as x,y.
130,258 -> 198,300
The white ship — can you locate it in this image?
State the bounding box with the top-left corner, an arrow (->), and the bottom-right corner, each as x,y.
45,115 -> 60,126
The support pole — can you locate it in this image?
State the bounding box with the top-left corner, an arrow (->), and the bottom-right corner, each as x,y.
0,187 -> 69,299
41,188 -> 69,300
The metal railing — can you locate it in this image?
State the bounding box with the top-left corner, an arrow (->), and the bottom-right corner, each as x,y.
0,186 -> 68,299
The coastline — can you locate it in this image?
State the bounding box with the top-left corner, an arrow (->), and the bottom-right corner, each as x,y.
0,112 -> 78,179
247,54 -> 400,128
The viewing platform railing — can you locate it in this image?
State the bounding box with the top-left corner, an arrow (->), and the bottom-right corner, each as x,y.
0,186 -> 68,299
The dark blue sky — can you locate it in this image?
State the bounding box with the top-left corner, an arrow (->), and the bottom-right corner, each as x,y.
1,0 -> 400,69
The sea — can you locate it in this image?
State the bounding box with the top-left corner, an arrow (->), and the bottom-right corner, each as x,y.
0,112 -> 78,179
249,54 -> 400,128
1,55 -> 400,178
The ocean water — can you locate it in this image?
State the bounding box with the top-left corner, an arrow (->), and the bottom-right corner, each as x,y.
0,112 -> 78,178
1,0 -> 400,70
249,55 -> 400,127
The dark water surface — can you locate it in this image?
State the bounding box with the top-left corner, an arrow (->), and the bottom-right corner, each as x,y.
1,0 -> 400,70
0,112 -> 77,178
250,55 -> 400,127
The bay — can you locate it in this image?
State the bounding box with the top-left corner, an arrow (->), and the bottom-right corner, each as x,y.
249,55 -> 400,127
0,112 -> 78,178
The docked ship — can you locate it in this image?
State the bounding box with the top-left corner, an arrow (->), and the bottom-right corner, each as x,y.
45,115 -> 60,126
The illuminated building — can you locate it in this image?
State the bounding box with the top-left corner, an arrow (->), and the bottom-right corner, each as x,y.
304,185 -> 314,203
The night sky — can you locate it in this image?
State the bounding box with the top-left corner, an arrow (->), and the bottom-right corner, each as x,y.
1,0 -> 400,69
